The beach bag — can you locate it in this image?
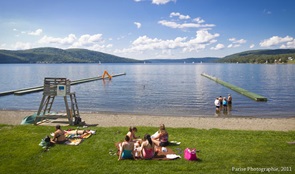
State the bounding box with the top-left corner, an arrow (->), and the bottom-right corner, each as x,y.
74,117 -> 81,125
184,148 -> 197,161
39,135 -> 51,149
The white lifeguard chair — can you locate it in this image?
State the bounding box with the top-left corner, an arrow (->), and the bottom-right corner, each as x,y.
34,78 -> 80,125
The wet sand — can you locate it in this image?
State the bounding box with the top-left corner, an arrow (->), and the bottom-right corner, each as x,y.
0,110 -> 294,131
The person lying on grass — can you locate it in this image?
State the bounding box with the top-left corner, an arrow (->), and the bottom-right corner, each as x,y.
51,125 -> 68,144
118,135 -> 135,161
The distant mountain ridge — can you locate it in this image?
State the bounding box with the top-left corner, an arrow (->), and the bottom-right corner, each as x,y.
217,49 -> 295,63
145,57 -> 219,63
0,47 -> 294,64
0,47 -> 143,63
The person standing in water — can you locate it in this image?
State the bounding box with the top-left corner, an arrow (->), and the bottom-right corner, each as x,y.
214,97 -> 220,111
228,94 -> 232,105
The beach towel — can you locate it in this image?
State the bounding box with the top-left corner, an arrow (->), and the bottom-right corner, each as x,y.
114,142 -> 180,160
64,139 -> 83,146
153,147 -> 181,160
64,130 -> 94,139
169,141 -> 181,145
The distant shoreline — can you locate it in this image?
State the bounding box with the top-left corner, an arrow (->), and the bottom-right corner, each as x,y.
0,110 -> 294,131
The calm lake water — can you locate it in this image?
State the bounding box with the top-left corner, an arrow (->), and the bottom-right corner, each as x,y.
0,63 -> 295,118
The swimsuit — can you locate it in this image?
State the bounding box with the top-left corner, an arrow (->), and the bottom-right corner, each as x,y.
122,149 -> 133,159
223,100 -> 227,106
142,147 -> 154,159
159,134 -> 169,147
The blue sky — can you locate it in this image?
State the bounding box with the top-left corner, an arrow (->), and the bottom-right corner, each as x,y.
0,0 -> 295,60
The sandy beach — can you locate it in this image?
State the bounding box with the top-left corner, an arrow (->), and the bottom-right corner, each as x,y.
0,110 -> 294,131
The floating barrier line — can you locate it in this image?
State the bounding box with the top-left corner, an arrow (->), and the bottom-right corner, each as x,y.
1,72 -> 126,96
201,73 -> 267,101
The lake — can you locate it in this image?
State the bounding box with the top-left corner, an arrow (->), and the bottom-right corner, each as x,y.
0,63 -> 294,118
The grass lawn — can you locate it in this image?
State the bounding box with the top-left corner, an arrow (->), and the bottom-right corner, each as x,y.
0,124 -> 294,174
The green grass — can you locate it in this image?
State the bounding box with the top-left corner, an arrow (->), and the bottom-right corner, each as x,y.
0,124 -> 294,174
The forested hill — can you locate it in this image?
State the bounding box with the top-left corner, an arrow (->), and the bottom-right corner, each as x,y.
1,47 -> 295,64
0,47 -> 143,63
217,49 -> 295,63
146,57 -> 219,63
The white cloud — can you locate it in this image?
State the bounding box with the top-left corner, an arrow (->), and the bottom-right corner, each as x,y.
39,33 -> 103,47
39,34 -> 77,45
37,33 -> 111,52
0,43 -> 7,49
158,20 -> 215,29
159,13 -> 214,29
170,12 -> 190,20
229,38 -> 246,44
74,34 -> 103,47
227,37 -> 246,48
13,42 -> 31,50
260,36 -> 294,47
193,17 -> 205,24
134,22 -> 142,29
227,44 -> 241,48
152,0 -> 175,5
280,40 -> 295,48
28,29 -> 43,36
211,43 -> 225,50
115,29 -> 220,54
188,30 -> 219,44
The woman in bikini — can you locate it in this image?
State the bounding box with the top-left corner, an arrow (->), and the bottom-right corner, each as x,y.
51,125 -> 67,144
126,126 -> 140,142
140,134 -> 155,159
118,135 -> 135,160
152,127 -> 169,147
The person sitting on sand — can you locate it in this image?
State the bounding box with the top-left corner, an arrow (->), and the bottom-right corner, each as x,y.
118,135 -> 135,160
126,126 -> 140,141
140,134 -> 155,159
152,125 -> 169,147
51,125 -> 67,144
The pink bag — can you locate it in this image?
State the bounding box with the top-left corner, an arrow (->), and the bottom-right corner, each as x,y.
184,148 -> 197,161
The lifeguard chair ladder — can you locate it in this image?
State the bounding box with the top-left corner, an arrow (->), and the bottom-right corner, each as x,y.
34,78 -> 80,125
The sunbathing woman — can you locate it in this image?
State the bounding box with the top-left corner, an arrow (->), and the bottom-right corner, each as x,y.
140,134 -> 155,159
118,135 -> 135,161
65,129 -> 95,135
51,125 -> 67,144
151,124 -> 165,139
152,125 -> 169,147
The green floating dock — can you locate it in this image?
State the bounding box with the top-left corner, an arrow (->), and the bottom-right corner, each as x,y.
201,73 -> 267,101
0,72 -> 126,96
